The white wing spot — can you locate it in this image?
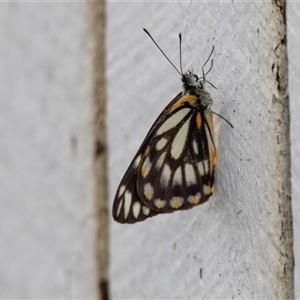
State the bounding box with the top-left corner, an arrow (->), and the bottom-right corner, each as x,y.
203,160 -> 209,175
188,193 -> 201,205
156,152 -> 166,169
144,183 -> 154,200
116,199 -> 123,217
123,191 -> 132,219
156,137 -> 168,151
156,108 -> 190,136
203,185 -> 212,195
171,116 -> 191,160
170,197 -> 183,209
161,164 -> 171,187
141,157 -> 152,178
173,167 -> 182,185
154,199 -> 166,209
193,139 -> 198,154
118,185 -> 126,197
133,154 -> 142,169
142,205 -> 150,216
185,163 -> 197,186
197,162 -> 205,176
132,202 -> 141,219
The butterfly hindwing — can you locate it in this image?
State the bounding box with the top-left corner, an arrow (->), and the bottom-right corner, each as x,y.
136,99 -> 216,213
113,92 -> 216,223
113,93 -> 216,223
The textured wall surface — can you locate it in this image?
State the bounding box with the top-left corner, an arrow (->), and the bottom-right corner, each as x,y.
287,1 -> 300,298
0,1 -> 295,298
107,2 -> 293,298
0,3 -> 105,298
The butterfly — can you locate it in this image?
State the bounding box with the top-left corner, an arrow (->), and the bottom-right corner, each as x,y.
112,28 -> 232,224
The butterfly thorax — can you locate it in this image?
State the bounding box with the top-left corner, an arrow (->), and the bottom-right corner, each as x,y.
182,71 -> 213,109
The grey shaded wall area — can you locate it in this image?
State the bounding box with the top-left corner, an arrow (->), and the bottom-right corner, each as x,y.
287,0 -> 300,298
0,2 -> 107,298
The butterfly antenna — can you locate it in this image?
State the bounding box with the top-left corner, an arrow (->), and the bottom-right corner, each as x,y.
205,58 -> 214,77
211,110 -> 234,128
179,33 -> 184,75
143,28 -> 182,76
206,80 -> 217,89
199,59 -> 216,89
202,45 -> 215,81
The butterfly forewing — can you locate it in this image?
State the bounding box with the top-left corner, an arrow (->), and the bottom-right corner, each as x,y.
112,147 -> 161,223
136,100 -> 216,213
112,93 -> 183,223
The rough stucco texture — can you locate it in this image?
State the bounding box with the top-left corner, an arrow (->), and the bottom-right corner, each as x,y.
287,1 -> 300,298
107,2 -> 293,299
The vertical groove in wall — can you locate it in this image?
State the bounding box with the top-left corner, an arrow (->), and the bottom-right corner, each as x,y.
272,0 -> 294,298
89,2 -> 109,300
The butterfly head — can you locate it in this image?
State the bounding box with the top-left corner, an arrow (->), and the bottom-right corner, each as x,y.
182,70 -> 204,89
181,71 -> 213,108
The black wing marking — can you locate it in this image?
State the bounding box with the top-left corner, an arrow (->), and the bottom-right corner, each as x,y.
136,107 -> 215,213
112,93 -> 183,223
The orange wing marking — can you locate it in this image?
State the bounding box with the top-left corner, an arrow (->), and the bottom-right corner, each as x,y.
170,95 -> 197,112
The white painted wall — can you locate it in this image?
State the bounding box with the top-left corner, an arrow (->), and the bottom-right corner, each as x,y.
0,3 -> 100,298
107,2 -> 294,298
0,1 -> 296,298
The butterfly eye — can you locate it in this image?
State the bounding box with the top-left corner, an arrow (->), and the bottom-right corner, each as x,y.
194,74 -> 199,81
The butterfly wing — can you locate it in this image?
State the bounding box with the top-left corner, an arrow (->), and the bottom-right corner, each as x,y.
112,93 -> 216,223
136,102 -> 216,213
112,162 -> 160,223
112,93 -> 183,224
